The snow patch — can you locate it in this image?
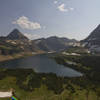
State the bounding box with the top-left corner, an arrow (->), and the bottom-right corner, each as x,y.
35,40 -> 41,44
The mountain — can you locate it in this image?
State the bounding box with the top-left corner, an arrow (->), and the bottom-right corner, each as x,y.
0,29 -> 78,55
82,24 -> 100,52
34,36 -> 78,52
0,29 -> 42,55
7,29 -> 29,41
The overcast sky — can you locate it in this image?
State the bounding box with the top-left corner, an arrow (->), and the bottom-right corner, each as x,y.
0,0 -> 100,40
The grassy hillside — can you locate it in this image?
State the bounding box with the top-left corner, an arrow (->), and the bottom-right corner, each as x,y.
0,68 -> 99,100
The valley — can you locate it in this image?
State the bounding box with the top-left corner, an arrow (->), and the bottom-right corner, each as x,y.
0,25 -> 100,100
0,55 -> 100,100
0,0 -> 100,100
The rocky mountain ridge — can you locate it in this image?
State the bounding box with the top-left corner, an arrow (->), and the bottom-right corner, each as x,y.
0,29 -> 79,54
82,24 -> 100,52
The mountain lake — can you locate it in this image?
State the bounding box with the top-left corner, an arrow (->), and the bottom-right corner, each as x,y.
0,54 -> 82,77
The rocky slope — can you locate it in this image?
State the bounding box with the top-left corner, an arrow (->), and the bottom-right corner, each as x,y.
33,36 -> 78,52
0,29 -> 41,55
82,24 -> 100,52
0,29 -> 79,54
7,29 -> 29,41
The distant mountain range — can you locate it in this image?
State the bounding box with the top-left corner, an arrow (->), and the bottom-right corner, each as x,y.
0,29 -> 79,55
33,36 -> 77,52
1,24 -> 100,55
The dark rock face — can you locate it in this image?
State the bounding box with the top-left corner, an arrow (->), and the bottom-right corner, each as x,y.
7,29 -> 29,41
82,25 -> 100,52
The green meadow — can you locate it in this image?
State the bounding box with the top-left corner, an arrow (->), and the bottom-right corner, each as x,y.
0,67 -> 99,100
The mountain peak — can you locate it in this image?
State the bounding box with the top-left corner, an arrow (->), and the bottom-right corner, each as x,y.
7,29 -> 29,40
12,29 -> 21,33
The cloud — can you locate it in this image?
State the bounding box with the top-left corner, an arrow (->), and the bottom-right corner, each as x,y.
54,1 -> 58,4
12,16 -> 41,30
57,4 -> 74,12
58,4 -> 68,12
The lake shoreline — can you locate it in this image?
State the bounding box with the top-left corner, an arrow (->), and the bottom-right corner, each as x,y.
0,53 -> 82,77
0,52 -> 45,63
0,52 -> 57,63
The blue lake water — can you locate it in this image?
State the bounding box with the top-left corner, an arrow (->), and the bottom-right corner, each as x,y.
0,54 -> 82,77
